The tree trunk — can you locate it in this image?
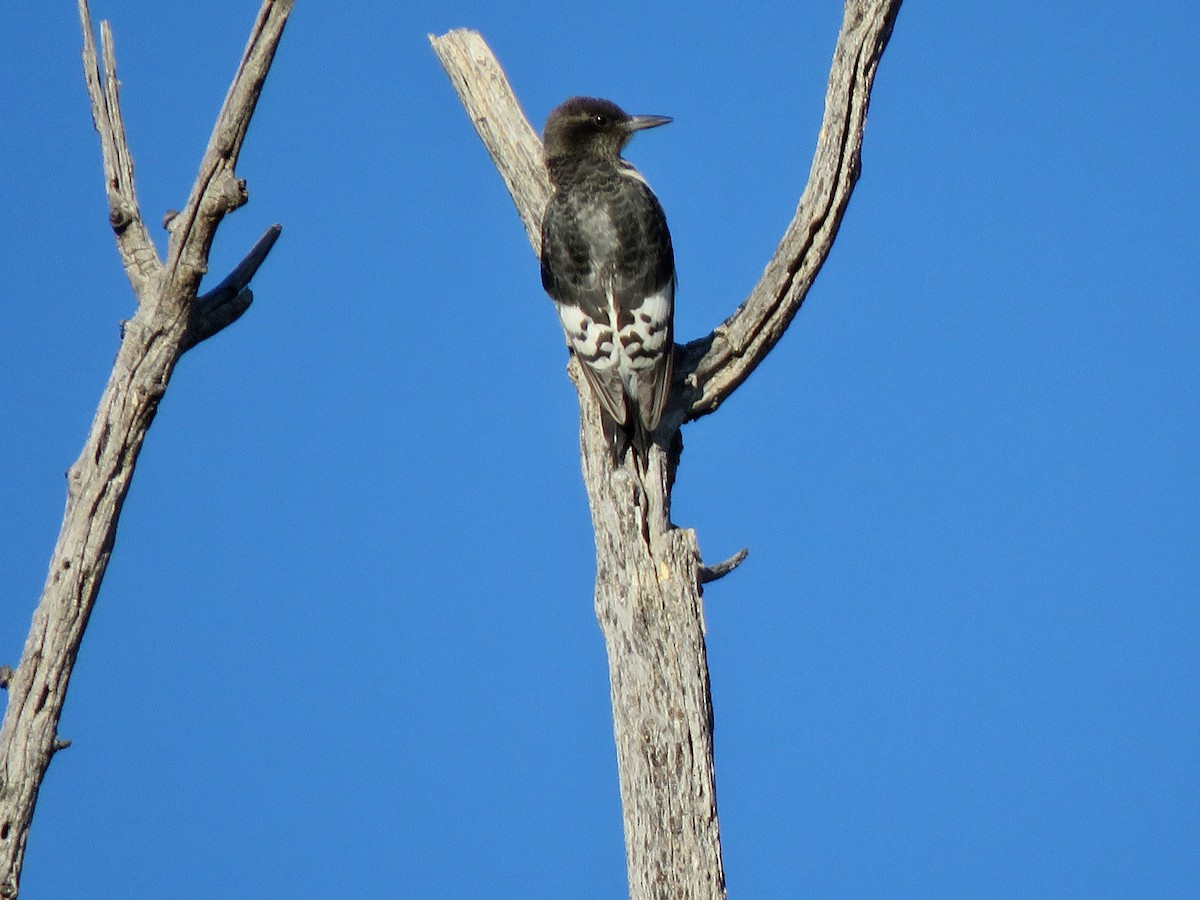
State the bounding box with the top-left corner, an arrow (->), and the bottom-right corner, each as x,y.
432,2 -> 901,896
579,401 -> 726,898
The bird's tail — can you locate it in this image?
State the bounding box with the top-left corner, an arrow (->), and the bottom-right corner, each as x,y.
604,400 -> 656,468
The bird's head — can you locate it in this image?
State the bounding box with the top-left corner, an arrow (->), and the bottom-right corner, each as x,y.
542,96 -> 671,164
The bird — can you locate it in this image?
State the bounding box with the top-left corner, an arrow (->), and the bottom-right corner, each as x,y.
539,96 -> 676,461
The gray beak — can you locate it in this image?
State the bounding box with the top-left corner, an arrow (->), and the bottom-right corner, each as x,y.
626,114 -> 673,132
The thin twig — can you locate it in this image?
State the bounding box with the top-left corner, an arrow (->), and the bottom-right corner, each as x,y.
698,548 -> 749,585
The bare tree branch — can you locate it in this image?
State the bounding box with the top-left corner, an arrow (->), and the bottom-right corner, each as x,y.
0,4 -> 292,895
184,223 -> 283,351
430,32 -> 550,251
79,1 -> 160,292
432,3 -> 901,897
164,0 -> 293,305
697,548 -> 750,585
678,0 -> 902,422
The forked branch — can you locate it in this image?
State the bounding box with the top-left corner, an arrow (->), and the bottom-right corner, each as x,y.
80,3 -> 159,292
430,0 -> 902,425
678,0 -> 901,421
432,4 -> 901,897
0,4 -> 292,896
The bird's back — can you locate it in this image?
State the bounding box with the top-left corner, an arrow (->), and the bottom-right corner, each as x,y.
541,159 -> 675,442
543,161 -> 672,304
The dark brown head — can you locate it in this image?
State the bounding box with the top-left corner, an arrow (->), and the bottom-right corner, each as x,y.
542,96 -> 671,165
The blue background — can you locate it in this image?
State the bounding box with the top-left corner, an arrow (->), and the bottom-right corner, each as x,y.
2,2 -> 1197,897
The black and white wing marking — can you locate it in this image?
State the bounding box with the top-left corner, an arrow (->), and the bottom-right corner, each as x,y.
541,192 -> 630,426
540,165 -> 676,434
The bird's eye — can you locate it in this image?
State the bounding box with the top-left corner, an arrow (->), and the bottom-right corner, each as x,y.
593,114 -> 609,127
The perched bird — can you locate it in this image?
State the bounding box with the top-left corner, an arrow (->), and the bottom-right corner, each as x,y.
539,96 -> 675,460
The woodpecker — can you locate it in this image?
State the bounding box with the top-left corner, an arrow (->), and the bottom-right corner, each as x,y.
539,96 -> 675,459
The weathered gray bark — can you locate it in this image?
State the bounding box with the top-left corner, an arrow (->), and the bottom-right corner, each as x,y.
0,2 -> 292,895
432,2 -> 901,897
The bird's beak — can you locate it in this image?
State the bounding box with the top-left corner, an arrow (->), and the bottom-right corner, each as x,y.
626,115 -> 673,132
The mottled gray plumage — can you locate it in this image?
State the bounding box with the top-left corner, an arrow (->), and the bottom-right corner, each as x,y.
540,96 -> 675,456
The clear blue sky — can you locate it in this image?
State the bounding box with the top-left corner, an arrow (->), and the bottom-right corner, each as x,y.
2,2 -> 1197,897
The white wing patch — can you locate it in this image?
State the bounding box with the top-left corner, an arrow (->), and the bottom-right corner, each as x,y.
554,274 -> 674,434
555,302 -> 618,369
555,299 -> 629,425
618,282 -> 673,375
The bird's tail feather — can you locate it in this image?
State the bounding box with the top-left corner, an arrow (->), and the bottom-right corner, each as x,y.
602,399 -> 655,466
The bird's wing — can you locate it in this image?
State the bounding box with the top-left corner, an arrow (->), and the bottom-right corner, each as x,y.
541,200 -> 630,426
612,182 -> 675,434
625,276 -> 675,434
552,298 -> 629,426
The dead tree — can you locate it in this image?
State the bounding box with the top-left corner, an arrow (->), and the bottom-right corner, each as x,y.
0,2 -> 293,895
432,1 -> 902,897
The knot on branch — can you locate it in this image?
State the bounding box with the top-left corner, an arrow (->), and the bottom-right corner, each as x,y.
0,666 -> 13,689
108,198 -> 135,232
213,169 -> 249,214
